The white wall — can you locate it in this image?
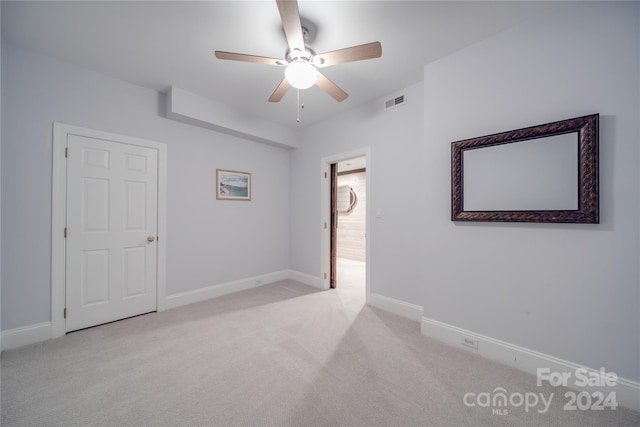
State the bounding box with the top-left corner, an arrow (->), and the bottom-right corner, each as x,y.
0,4 -> 3,345
423,2 -> 639,382
337,171 -> 366,262
1,42 -> 290,330
2,1 -> 637,387
291,82 -> 425,304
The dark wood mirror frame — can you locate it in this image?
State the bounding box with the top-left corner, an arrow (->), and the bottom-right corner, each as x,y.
451,114 -> 599,223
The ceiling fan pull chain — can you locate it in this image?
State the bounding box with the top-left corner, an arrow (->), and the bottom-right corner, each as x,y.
296,88 -> 301,122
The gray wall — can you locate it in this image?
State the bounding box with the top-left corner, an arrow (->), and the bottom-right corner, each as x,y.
0,5 -> 3,341
1,42 -> 290,330
290,0 -> 639,384
291,82 -> 426,304
337,171 -> 366,262
1,0 -> 638,386
422,2 -> 639,381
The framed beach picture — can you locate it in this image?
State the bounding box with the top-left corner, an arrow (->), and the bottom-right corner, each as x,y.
216,169 -> 251,201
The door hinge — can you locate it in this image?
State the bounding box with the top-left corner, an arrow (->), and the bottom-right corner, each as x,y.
65,147 -> 69,158
64,227 -> 67,238
324,273 -> 327,280
324,222 -> 327,229
324,171 -> 327,178
63,308 -> 67,319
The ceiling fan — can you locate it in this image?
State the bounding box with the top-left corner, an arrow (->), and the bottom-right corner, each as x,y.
214,0 -> 382,103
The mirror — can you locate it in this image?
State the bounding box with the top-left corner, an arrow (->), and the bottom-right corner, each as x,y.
337,185 -> 358,214
451,114 -> 598,223
463,133 -> 579,211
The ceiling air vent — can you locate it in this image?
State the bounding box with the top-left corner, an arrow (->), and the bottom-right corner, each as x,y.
385,94 -> 406,111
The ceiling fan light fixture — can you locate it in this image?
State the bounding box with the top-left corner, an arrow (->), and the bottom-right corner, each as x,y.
285,61 -> 318,89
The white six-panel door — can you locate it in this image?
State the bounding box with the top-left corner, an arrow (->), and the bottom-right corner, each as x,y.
65,134 -> 159,332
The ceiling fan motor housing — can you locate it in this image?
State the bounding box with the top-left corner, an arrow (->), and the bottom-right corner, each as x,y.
286,46 -> 315,63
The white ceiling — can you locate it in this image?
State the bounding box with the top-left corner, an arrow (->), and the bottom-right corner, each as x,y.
1,1 -> 556,129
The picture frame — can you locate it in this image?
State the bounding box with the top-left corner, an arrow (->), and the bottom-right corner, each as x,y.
451,114 -> 598,223
216,169 -> 251,201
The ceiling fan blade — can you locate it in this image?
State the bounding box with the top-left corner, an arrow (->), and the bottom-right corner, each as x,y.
315,42 -> 382,67
276,0 -> 305,52
269,78 -> 292,102
315,72 -> 348,102
215,51 -> 284,66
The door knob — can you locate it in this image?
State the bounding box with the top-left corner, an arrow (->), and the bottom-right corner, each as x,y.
147,236 -> 156,242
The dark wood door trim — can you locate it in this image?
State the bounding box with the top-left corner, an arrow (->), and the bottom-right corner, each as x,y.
337,167 -> 366,176
330,163 -> 338,289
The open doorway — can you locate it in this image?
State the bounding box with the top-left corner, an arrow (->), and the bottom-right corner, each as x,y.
330,156 -> 367,295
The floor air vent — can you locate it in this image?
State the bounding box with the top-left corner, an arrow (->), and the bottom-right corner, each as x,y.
385,94 -> 406,110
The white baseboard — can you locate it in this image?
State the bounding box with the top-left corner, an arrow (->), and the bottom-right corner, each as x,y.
421,316 -> 640,413
287,270 -> 325,290
367,293 -> 423,322
165,270 -> 290,310
1,270 -> 315,350
1,322 -> 52,351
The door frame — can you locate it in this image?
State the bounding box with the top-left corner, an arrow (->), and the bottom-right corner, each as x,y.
51,123 -> 167,338
321,148 -> 371,302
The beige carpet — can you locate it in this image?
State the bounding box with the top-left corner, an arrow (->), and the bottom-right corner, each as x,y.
2,260 -> 639,426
